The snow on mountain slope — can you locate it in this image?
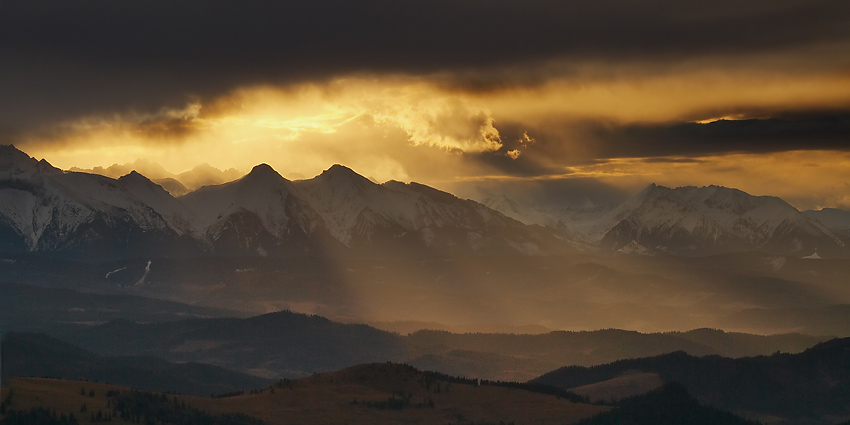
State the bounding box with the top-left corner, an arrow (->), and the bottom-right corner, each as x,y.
475,190 -> 563,228
1,146 -> 562,258
49,172 -> 175,232
7,143 -> 843,259
382,180 -> 546,252
292,165 -> 548,253
181,164 -> 311,234
117,171 -> 195,235
593,184 -> 847,257
293,165 -> 388,246
0,145 -> 194,258
0,144 -> 63,179
179,164 -> 326,255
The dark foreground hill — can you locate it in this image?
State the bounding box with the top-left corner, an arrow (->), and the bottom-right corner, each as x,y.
1,363 -> 608,425
576,382 -> 759,425
0,363 -> 763,425
0,332 -> 271,396
533,338 -> 850,424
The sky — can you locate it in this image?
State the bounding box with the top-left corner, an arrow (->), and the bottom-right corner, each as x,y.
3,0 -> 850,210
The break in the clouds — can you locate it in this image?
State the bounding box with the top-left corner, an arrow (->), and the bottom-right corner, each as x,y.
4,0 -> 850,209
20,81 -> 507,183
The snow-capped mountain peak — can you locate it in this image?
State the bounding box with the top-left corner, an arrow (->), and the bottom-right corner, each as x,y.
177,162 -> 326,257
313,164 -> 376,189
0,144 -> 62,179
116,171 -> 194,235
244,163 -> 279,178
596,183 -> 846,256
3,144 -> 846,259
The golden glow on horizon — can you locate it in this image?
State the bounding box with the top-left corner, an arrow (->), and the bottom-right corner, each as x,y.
430,150 -> 850,210
15,67 -> 850,208
693,115 -> 748,124
563,151 -> 850,210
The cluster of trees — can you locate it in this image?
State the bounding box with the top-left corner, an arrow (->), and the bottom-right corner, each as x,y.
537,339 -> 850,420
576,383 -> 760,425
415,366 -> 590,403
353,391 -> 436,410
1,407 -> 78,425
106,390 -> 263,425
0,388 -> 265,425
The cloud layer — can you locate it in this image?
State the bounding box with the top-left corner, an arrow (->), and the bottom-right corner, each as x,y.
4,0 -> 850,209
4,0 -> 850,131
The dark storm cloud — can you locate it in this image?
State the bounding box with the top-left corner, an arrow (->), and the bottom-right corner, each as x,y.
468,112 -> 850,177
587,113 -> 850,158
3,0 -> 850,135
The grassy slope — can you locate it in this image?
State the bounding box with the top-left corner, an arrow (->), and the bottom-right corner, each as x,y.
2,364 -> 607,425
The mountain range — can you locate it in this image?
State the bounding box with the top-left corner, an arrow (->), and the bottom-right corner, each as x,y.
33,308 -> 827,382
0,145 -> 561,260
70,159 -> 243,195
2,144 -> 847,260
480,183 -> 850,258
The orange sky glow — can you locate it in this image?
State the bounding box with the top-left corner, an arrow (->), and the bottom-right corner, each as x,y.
15,65 -> 850,210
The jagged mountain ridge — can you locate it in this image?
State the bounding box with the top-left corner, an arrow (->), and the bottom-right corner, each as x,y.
3,144 -> 848,259
0,145 -> 561,259
294,164 -> 546,255
179,163 -> 331,256
0,145 -> 197,259
481,182 -> 850,258
597,184 -> 847,257
69,158 -> 243,192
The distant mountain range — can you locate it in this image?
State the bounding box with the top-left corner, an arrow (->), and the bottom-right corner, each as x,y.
69,159 -> 243,194
2,144 -> 847,260
32,307 -> 826,382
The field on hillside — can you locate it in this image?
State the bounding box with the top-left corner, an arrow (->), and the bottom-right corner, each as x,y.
1,364 -> 608,425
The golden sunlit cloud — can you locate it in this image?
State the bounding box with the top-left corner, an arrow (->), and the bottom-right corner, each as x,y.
19,79 -> 506,183
14,59 -> 850,210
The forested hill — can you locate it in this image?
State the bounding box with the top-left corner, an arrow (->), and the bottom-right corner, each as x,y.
533,337 -> 850,423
